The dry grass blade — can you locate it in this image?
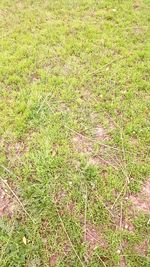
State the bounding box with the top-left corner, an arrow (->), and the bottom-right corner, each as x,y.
96,252 -> 107,267
54,203 -> 86,267
0,164 -> 20,180
97,155 -> 119,170
120,201 -> 123,230
65,125 -> 122,152
119,201 -> 123,253
101,115 -> 131,209
111,182 -> 127,210
86,56 -> 126,77
96,195 -> 114,218
84,185 -> 88,242
37,93 -> 53,113
120,130 -> 130,184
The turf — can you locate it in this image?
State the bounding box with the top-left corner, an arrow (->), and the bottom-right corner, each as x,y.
0,0 -> 150,266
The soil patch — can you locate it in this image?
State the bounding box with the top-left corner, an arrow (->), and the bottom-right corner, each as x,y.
130,179 -> 150,214
0,182 -> 16,218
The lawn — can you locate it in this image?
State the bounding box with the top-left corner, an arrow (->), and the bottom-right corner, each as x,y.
0,0 -> 150,266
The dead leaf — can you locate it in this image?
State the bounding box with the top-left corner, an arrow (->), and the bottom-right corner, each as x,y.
23,236 -> 27,245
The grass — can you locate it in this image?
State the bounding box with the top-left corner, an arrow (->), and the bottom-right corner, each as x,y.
0,0 -> 150,266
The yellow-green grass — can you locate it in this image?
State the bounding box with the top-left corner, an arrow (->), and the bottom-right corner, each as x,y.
0,0 -> 150,266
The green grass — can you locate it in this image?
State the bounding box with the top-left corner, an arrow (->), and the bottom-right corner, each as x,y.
0,0 -> 150,266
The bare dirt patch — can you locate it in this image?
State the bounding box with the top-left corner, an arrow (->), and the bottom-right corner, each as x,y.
49,244 -> 71,266
130,179 -> 150,214
0,182 -> 16,218
84,223 -> 107,263
88,156 -> 102,166
94,125 -> 108,141
72,124 -> 118,169
30,72 -> 41,84
54,190 -> 67,204
134,240 -> 148,256
85,223 -> 106,249
62,55 -> 82,76
114,213 -> 135,232
130,136 -> 138,146
122,220 -> 134,232
72,134 -> 93,154
120,257 -> 126,267
5,140 -> 28,165
133,1 -> 142,10
66,201 -> 76,215
72,124 -> 109,154
49,253 -> 59,266
84,222 -> 107,262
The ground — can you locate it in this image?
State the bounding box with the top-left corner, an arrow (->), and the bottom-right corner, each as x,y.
0,0 -> 150,266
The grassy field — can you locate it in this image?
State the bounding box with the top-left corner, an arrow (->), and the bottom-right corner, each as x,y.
0,0 -> 150,266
